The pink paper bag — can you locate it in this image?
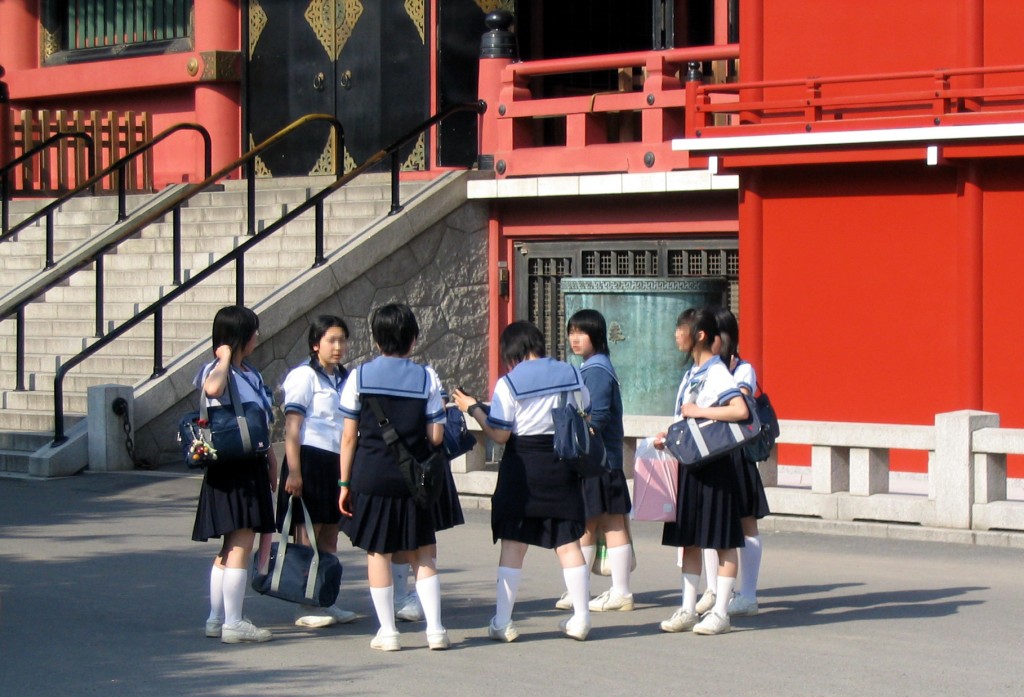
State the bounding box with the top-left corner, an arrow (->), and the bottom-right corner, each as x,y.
631,438 -> 679,522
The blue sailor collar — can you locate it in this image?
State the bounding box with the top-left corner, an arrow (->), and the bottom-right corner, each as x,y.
308,357 -> 348,392
688,354 -> 724,382
503,357 -> 584,399
357,356 -> 430,398
581,353 -> 618,382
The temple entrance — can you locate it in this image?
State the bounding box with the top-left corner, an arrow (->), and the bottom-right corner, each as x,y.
244,0 -> 429,176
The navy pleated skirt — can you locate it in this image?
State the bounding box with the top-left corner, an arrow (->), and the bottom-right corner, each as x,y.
491,435 -> 585,549
431,460 -> 465,532
661,450 -> 745,550
192,454 -> 275,542
276,444 -> 341,530
582,467 -> 633,519
733,453 -> 770,520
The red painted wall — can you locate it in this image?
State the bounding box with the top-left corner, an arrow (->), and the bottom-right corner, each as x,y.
761,1 -> 960,81
980,163 -> 1024,429
760,163 -> 959,429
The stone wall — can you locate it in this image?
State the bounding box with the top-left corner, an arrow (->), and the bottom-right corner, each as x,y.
258,202 -> 491,441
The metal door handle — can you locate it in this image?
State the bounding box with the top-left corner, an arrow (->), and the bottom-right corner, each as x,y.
340,70 -> 353,90
313,72 -> 326,91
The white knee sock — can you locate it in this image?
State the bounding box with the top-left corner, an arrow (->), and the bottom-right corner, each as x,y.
713,575 -> 736,617
681,572 -> 700,612
222,568 -> 248,626
739,536 -> 763,600
415,574 -> 443,634
494,566 -> 522,627
703,549 -> 719,592
370,585 -> 398,634
208,565 -> 225,622
562,564 -> 591,623
581,544 -> 597,573
607,544 -> 633,596
391,562 -> 410,602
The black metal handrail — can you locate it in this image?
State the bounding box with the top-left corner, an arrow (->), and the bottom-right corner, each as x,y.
48,101 -> 485,444
1,131 -> 95,240
1,124 -> 212,270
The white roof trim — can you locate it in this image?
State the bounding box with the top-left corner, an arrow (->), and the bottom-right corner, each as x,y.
673,122 -> 1024,152
466,170 -> 738,200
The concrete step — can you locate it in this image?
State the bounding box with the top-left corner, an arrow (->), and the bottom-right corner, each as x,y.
0,410 -> 85,433
0,352 -> 160,377
1,387 -> 88,414
0,450 -> 31,473
0,429 -> 53,451
0,334 -> 196,357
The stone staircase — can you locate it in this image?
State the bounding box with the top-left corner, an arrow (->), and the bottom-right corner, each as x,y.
0,173 -> 426,473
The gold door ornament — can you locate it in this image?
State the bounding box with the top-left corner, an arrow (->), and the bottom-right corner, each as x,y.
473,0 -> 515,14
404,0 -> 425,44
305,0 -> 363,60
249,0 -> 268,58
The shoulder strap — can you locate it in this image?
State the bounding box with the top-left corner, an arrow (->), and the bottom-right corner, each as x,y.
198,366 -> 252,452
364,394 -> 414,463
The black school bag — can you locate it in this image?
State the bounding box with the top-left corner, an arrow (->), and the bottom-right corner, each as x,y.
742,392 -> 780,462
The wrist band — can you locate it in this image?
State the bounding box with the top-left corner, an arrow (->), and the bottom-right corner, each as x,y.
338,480 -> 349,487
468,402 -> 482,415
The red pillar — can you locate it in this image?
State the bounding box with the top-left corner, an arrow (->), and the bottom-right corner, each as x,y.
738,0 -> 763,123
193,0 -> 241,175
738,171 -> 764,381
956,162 -> 983,409
0,1 -> 39,170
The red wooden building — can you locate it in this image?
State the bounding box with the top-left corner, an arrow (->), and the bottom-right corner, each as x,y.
3,0 -> 1024,473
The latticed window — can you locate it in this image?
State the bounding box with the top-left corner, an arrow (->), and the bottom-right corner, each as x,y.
42,1 -> 193,63
527,256 -> 573,359
520,240 -> 739,360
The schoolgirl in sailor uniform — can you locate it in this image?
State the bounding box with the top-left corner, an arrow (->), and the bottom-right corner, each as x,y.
277,315 -> 358,628
453,320 -> 593,642
191,306 -> 276,644
657,307 -> 748,636
697,307 -> 771,618
716,307 -> 769,618
559,309 -> 634,614
338,304 -> 449,652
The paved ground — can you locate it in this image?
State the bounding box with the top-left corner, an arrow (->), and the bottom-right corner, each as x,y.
1,470 -> 1023,697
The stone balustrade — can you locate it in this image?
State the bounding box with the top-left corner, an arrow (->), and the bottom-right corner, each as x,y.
451,409 -> 1024,533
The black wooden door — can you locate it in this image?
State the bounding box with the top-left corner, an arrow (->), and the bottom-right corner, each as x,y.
245,0 -> 430,177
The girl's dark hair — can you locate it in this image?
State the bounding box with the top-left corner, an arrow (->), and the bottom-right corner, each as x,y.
500,320 -> 547,368
308,315 -> 349,357
676,306 -> 717,356
566,309 -> 610,356
211,305 -> 259,357
712,306 -> 739,366
371,303 -> 419,356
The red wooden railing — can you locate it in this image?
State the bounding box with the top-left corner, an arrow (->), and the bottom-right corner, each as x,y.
487,47 -> 1024,178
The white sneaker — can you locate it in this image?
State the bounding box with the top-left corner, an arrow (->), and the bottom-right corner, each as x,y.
295,605 -> 337,628
554,591 -> 574,611
205,618 -> 223,638
659,608 -> 699,633
693,611 -> 731,635
727,594 -> 759,617
695,589 -> 717,615
589,589 -> 635,612
370,629 -> 401,651
324,605 -> 359,624
559,616 -> 591,641
221,619 -> 273,644
487,617 -> 519,643
395,592 -> 425,622
426,628 -> 451,650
